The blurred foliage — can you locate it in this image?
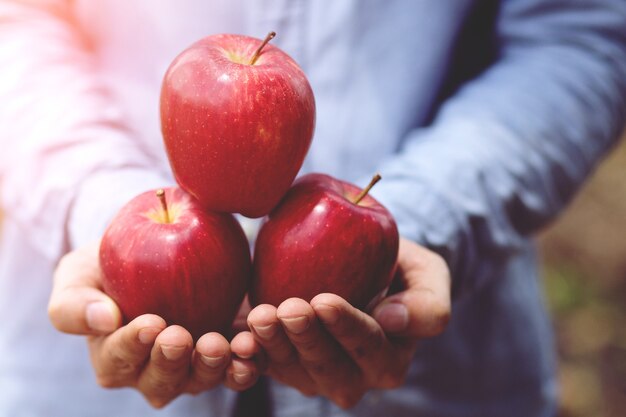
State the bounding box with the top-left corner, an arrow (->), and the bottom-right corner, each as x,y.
539,134 -> 626,417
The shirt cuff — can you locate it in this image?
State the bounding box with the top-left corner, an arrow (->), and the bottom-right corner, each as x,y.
68,167 -> 173,249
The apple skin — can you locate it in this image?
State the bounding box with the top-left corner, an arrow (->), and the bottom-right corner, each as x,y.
250,173 -> 399,310
99,187 -> 251,340
160,33 -> 316,218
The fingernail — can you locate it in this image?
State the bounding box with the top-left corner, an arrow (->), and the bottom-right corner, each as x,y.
161,345 -> 186,361
374,303 -> 409,333
200,354 -> 225,368
233,372 -> 251,385
86,301 -> 117,333
280,316 -> 310,334
313,304 -> 340,326
251,323 -> 278,340
137,327 -> 161,345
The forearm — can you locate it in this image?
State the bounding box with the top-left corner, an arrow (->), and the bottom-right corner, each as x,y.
372,0 -> 626,297
0,1 -> 169,259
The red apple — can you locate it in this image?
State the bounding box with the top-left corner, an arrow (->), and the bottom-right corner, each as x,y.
99,187 -> 251,340
160,32 -> 315,218
250,173 -> 399,310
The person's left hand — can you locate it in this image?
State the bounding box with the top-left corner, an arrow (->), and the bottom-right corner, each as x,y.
237,238 -> 451,408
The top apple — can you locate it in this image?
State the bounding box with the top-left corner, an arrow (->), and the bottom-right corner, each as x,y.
160,32 -> 315,218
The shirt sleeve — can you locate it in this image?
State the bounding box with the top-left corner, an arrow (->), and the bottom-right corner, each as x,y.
0,1 -> 171,261
370,0 -> 626,298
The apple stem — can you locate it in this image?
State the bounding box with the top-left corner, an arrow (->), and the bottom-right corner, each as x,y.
249,31 -> 276,65
156,189 -> 170,223
353,173 -> 382,205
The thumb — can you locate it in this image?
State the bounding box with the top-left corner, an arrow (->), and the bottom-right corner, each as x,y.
48,242 -> 122,335
372,239 -> 451,339
372,291 -> 450,339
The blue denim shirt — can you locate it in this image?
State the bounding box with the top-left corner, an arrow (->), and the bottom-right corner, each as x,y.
269,2 -> 626,414
0,1 -> 624,416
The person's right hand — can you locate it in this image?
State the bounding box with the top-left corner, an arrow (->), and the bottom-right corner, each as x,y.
47,241 -> 261,408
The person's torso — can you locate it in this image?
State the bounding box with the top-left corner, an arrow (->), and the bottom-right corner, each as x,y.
0,1 -> 557,416
74,0 -> 496,183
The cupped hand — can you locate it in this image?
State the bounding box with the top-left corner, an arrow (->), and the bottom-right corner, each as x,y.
48,241 -> 261,408
243,237 -> 451,408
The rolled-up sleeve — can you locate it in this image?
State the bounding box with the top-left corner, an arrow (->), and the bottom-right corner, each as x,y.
372,0 -> 626,298
0,0 -> 170,260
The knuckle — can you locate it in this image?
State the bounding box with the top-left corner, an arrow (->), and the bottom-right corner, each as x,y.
95,373 -> 123,389
93,358 -> 140,388
267,364 -> 295,382
272,349 -> 300,368
298,357 -> 329,376
294,335 -> 320,353
186,378 -> 218,396
185,385 -> 203,396
109,354 -> 141,376
299,355 -> 344,378
377,369 -> 406,389
149,376 -> 185,395
329,316 -> 352,339
332,390 -> 363,409
192,367 -> 224,387
350,344 -> 368,360
145,395 -> 171,409
141,381 -> 184,408
350,327 -> 384,359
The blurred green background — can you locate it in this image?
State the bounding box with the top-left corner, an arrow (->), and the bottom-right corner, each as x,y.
539,134 -> 626,417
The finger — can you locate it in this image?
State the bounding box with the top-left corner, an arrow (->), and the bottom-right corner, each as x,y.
247,304 -> 315,394
49,242 -> 121,335
231,331 -> 269,384
311,293 -> 415,389
225,357 -> 260,391
231,330 -> 260,359
137,325 -> 194,408
373,239 -> 451,338
277,298 -> 363,408
88,314 -> 166,389
186,332 -> 231,394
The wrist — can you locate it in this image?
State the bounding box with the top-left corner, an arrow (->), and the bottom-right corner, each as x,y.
68,168 -> 172,249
